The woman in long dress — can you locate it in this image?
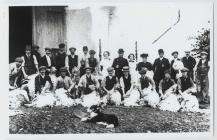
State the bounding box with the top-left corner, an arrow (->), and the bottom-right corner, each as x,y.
99,51 -> 112,77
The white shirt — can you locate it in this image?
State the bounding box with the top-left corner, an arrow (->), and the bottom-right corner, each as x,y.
45,55 -> 51,67
99,58 -> 112,77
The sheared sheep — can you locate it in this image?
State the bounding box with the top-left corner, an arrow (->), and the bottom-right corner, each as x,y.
142,87 -> 160,108
158,94 -> 182,112
123,89 -> 141,106
55,88 -> 75,107
81,91 -> 101,107
9,89 -> 29,109
108,90 -> 122,106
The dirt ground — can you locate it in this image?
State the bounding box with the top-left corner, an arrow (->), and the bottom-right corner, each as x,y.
9,105 -> 210,134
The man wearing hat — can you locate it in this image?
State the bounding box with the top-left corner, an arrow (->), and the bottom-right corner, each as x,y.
102,67 -> 120,96
9,57 -> 23,87
119,66 -> 133,95
171,51 -> 182,82
158,70 -> 176,99
153,49 -> 170,92
21,45 -> 39,78
177,67 -> 195,95
65,47 -> 79,75
87,50 -> 99,73
112,48 -> 129,79
136,53 -> 153,72
54,67 -> 74,94
181,50 -> 196,80
196,51 -> 209,104
41,48 -> 54,69
137,69 -> 156,93
55,43 -> 67,76
35,66 -> 53,95
78,66 -> 99,95
32,45 -> 42,66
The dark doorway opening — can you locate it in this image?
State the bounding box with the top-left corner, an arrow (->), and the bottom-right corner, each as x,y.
9,7 -> 32,63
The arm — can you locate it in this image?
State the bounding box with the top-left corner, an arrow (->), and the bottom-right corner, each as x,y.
21,56 -> 28,78
158,80 -> 163,96
67,78 -> 74,92
177,78 -> 182,94
149,77 -> 156,90
102,77 -> 109,93
33,55 -> 39,72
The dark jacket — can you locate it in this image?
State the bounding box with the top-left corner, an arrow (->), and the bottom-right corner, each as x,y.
41,55 -> 54,68
112,57 -> 129,79
182,56 -> 196,71
35,75 -> 53,94
153,57 -> 170,81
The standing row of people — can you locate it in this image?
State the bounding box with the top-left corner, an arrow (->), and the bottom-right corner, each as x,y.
9,43 -> 210,104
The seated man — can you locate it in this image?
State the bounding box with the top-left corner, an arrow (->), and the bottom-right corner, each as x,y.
78,67 -> 99,95
35,66 -> 53,95
119,66 -> 133,95
54,67 -> 74,95
159,70 -> 176,100
9,57 -> 23,88
177,67 -> 195,95
70,67 -> 81,98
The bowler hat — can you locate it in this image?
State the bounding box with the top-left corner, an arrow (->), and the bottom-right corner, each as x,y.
25,45 -> 31,51
118,48 -> 124,53
83,46 -> 88,51
122,66 -> 129,72
171,51 -> 178,56
59,43 -> 65,49
140,53 -> 148,58
181,67 -> 189,72
158,49 -> 164,54
39,66 -> 47,71
139,69 -> 147,74
32,45 -> 39,49
89,50 -> 96,55
45,47 -> 51,51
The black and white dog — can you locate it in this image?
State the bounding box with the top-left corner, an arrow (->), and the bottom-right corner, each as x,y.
81,104 -> 119,128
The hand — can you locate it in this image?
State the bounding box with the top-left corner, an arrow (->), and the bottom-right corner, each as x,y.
116,65 -> 119,68
14,83 -> 17,88
24,74 -> 28,79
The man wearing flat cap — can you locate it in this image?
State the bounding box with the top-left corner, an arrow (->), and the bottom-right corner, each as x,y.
153,49 -> 170,92
41,48 -> 54,70
177,67 -> 195,95
102,67 -> 123,100
181,50 -> 196,80
54,67 -> 74,94
171,51 -> 182,82
55,43 -> 67,76
158,70 -> 176,99
21,45 -> 39,78
9,57 -> 23,87
196,51 -> 210,104
87,50 -> 99,73
65,47 -> 79,75
78,66 -> 99,95
136,53 -> 153,72
112,48 -> 129,79
79,46 -> 90,76
35,66 -> 53,95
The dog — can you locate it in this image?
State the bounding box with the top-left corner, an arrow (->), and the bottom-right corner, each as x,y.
81,104 -> 119,128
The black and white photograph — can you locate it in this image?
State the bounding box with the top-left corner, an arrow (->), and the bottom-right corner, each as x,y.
5,0 -> 214,136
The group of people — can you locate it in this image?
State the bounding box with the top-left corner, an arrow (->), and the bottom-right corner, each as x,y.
9,43 -> 210,109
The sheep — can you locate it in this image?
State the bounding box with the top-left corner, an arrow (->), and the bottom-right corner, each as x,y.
9,89 -> 29,109
123,89 -> 141,107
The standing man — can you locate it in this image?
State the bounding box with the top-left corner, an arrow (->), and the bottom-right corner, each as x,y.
87,50 -> 99,73
55,43 -> 67,76
196,51 -> 210,104
21,45 -> 39,78
32,45 -> 41,66
41,48 -> 54,69
112,48 -> 129,79
79,46 -> 89,76
153,49 -> 170,92
136,53 -> 152,71
65,47 -> 79,75
182,51 -> 196,80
